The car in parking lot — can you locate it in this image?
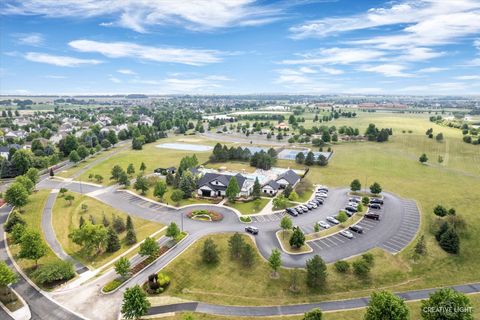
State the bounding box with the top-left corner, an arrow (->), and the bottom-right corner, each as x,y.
345,206 -> 358,212
318,221 -> 331,229
349,197 -> 361,203
295,206 -> 304,214
317,186 -> 328,192
300,205 -> 309,212
316,192 -> 328,198
349,225 -> 364,234
312,199 -> 322,206
306,203 -> 314,210
348,201 -> 359,208
315,197 -> 325,203
340,230 -> 354,239
365,212 -> 381,220
326,216 -> 340,225
286,208 -> 298,217
370,198 -> 384,205
308,201 -> 318,208
369,203 -> 381,210
245,226 -> 259,235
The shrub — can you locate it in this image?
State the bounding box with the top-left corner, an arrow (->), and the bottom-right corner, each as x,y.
334,260 -> 350,273
240,216 -> 252,223
103,279 -> 123,293
352,259 -> 370,277
361,253 -> 374,267
336,211 -> 348,223
4,211 -> 26,233
31,261 -> 75,285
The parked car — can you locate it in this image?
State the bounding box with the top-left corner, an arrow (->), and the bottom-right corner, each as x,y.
316,192 -> 328,198
345,206 -> 358,212
349,197 -> 361,203
286,208 -> 298,217
348,202 -> 359,208
365,212 -> 381,220
318,221 -> 331,229
340,230 -> 354,239
308,201 -> 318,208
349,225 -> 364,234
312,199 -> 322,205
369,203 -> 381,210
370,198 -> 384,205
245,226 -> 259,235
317,187 -> 328,193
326,216 -> 340,225
300,205 -> 309,212
306,203 -> 314,210
295,206 -> 304,214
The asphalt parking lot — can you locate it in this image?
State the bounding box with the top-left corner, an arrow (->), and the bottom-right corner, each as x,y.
251,211 -> 286,222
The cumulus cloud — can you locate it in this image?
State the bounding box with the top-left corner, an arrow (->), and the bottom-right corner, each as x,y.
14,33 -> 44,46
24,52 -> 102,67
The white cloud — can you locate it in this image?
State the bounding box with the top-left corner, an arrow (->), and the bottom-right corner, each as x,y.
44,75 -> 67,79
24,52 -> 103,67
282,47 -> 385,66
117,69 -> 136,75
399,47 -> 444,61
130,74 -> 231,93
454,75 -> 480,80
14,33 -> 44,46
69,40 -> 224,66
359,64 -> 413,77
320,67 -> 344,75
109,76 -> 121,83
3,0 -> 283,33
417,67 -> 448,73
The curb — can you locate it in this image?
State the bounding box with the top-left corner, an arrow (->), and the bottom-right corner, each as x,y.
275,230 -> 313,255
0,285 -> 31,320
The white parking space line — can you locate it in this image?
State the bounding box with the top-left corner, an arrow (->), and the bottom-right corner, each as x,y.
394,233 -> 414,242
310,241 -> 323,250
331,236 -> 346,244
317,240 -> 331,248
323,237 -> 338,246
387,238 -> 406,247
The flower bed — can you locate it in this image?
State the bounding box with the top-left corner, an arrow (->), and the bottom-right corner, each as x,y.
187,209 -> 223,221
142,272 -> 171,295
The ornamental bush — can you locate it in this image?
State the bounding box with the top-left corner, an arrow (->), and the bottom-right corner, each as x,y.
31,261 -> 75,285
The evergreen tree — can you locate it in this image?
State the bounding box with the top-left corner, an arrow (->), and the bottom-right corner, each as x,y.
268,249 -> 281,277
241,243 -> 255,267
305,152 -> 315,166
252,177 -> 261,199
121,285 -> 151,320
106,227 -> 121,252
125,228 -> 137,245
306,255 -> 327,288
228,233 -> 245,259
439,227 -> 460,254
127,163 -> 135,176
289,227 -> 305,248
202,238 -> 219,264
225,177 -> 240,202
303,308 -> 323,320
364,291 -> 409,320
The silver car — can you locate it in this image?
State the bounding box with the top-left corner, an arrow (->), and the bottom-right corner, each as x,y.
340,230 -> 354,239
326,216 -> 340,225
318,221 -> 331,229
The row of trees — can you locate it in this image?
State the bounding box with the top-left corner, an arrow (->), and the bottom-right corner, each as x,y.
350,179 -> 382,194
365,123 -> 392,142
295,152 -> 328,166
210,143 -> 278,170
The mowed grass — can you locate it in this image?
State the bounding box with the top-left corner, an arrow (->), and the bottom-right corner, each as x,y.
151,293 -> 480,320
7,190 -> 66,288
225,198 -> 270,215
163,234 -> 415,306
52,192 -> 163,268
133,184 -> 220,207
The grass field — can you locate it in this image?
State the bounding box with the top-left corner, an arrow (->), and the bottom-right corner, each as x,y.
225,198 -> 270,215
277,230 -> 312,253
51,192 -> 163,268
152,293 -> 480,320
7,190 -> 66,289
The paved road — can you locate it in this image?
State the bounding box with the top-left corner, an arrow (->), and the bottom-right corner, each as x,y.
147,282 -> 480,317
0,205 -> 83,320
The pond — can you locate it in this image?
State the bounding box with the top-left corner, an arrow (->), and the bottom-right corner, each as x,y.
155,143 -> 213,152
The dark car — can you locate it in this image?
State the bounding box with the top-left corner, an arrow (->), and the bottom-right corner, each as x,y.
312,199 -> 322,206
349,197 -> 361,203
245,226 -> 259,235
295,207 -> 304,214
370,198 -> 384,205
365,212 -> 380,220
286,208 -> 298,217
369,203 -> 381,210
349,225 -> 364,234
345,206 -> 358,213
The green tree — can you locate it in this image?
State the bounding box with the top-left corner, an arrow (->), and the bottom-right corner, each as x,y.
69,150 -> 80,163
314,222 -> 320,233
433,205 -> 448,217
11,149 -> 32,175
334,260 -> 350,273
225,177 -> 240,202
4,211 -> 26,233
369,182 -> 382,194
5,182 -> 29,209
121,285 -> 151,320
268,249 -> 281,277
252,177 -> 261,199
202,238 -> 219,264
170,189 -> 184,205
283,185 -> 293,198
352,259 -> 371,277
106,226 -> 120,252
295,152 -> 305,164
125,228 -> 137,245
111,165 -> 124,181
336,211 -> 348,223
69,223 -> 108,256
114,257 -> 131,278
166,222 -> 180,241
228,233 -> 245,259
11,223 -> 26,244
421,288 -> 473,320
15,175 -> 34,194
0,261 -> 18,302
179,172 -> 196,198
350,179 -> 361,191
303,308 -> 323,320
101,139 -> 111,149
288,191 -> 299,201
139,162 -> 146,172
289,227 -> 305,248
25,167 -> 39,185
18,229 -> 47,267
364,291 -> 409,320
241,243 -> 256,267
419,153 -> 428,163
118,171 -> 130,187
153,180 -> 167,200
414,234 -> 427,256
77,145 -> 89,159
139,237 -> 159,258
306,255 -> 327,288
439,227 -> 460,254
305,151 -> 315,166
280,216 -> 293,239
127,163 -> 135,176
134,174 -> 149,195
273,194 -> 288,210
64,194 -> 75,206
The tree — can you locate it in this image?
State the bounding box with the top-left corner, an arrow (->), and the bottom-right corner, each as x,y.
125,228 -> 137,245
202,238 -> 219,264
134,174 -> 149,195
295,152 -> 305,164
439,227 -> 460,254
127,163 -> 135,176
289,227 -> 305,248
435,133 -> 444,141
364,291 -> 409,320
0,261 -> 18,302
64,194 -> 75,206
112,215 -> 126,233
18,229 -> 47,267
139,237 -> 159,258
101,139 -> 111,149
225,177 -> 240,202
25,167 -> 39,185
153,180 -> 167,200
170,189 -> 184,205
283,184 -> 293,198
268,249 -> 281,277
336,211 -> 348,223
179,172 -> 196,198
106,227 -> 121,253
414,234 -> 427,256
4,211 -> 26,233
241,243 -> 256,267
111,165 -> 124,181
77,145 -> 89,159
228,233 -> 245,259
166,222 -> 180,241
121,285 -> 151,320
352,259 -> 370,277
273,194 -> 289,210
433,205 -> 448,217
15,175 -> 34,194
317,155 -> 328,166
11,149 -> 32,175
6,184 -> 29,210
334,260 -> 350,273
69,150 -> 80,163
252,177 -> 261,199
421,288 -> 473,320
69,223 -> 108,256
419,153 -> 428,163
114,257 -> 131,278
288,191 -> 299,201
139,162 -> 146,172
118,171 -> 130,187
305,151 -> 315,166
303,308 -> 323,320
280,216 -> 293,239
369,182 -> 382,194
306,255 -> 327,288
350,179 -> 361,192
166,172 -> 175,185
107,130 -> 118,146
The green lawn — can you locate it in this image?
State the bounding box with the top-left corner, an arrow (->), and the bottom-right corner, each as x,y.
225,198 -> 270,215
277,230 -> 312,254
52,192 -> 163,268
133,184 -> 220,207
7,190 -> 66,289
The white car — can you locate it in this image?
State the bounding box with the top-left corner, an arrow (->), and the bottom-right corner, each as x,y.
340,230 -> 354,239
318,221 -> 331,229
316,192 -> 328,198
326,216 -> 340,225
308,201 -> 318,208
300,205 -> 309,211
348,202 -> 359,208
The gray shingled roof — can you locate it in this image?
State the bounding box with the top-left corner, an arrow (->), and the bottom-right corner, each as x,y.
197,172 -> 246,192
275,169 -> 300,185
263,180 -> 280,190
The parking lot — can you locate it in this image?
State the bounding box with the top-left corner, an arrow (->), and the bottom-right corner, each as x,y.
251,211 -> 286,223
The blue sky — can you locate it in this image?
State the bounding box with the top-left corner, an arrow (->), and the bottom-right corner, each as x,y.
1,0 -> 480,95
